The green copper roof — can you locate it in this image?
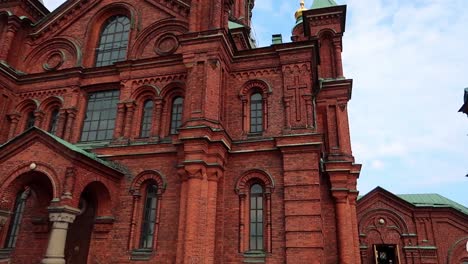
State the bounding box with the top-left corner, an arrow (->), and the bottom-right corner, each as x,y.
311,0 -> 338,9
397,193 -> 468,215
0,127 -> 125,173
228,20 -> 245,30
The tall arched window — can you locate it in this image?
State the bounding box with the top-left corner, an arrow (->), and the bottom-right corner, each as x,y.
48,109 -> 59,135
170,97 -> 183,135
140,184 -> 158,249
25,111 -> 35,129
140,100 -> 153,138
249,184 -> 264,251
4,189 -> 30,248
95,15 -> 130,67
250,93 -> 263,133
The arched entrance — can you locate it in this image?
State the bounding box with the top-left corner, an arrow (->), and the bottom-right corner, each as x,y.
64,189 -> 96,264
0,171 -> 54,264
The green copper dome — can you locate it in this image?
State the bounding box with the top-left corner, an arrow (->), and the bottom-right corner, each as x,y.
311,0 -> 337,9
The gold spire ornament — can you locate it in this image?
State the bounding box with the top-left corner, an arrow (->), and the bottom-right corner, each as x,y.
294,0 -> 307,20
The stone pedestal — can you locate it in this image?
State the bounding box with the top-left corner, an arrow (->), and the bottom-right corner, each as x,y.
41,206 -> 80,264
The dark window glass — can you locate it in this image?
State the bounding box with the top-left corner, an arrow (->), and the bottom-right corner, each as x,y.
249,184 -> 264,251
140,100 -> 153,138
140,184 -> 158,249
170,97 -> 183,135
25,111 -> 35,129
95,16 -> 130,67
250,93 -> 263,133
49,109 -> 59,135
5,189 -> 29,248
80,90 -> 120,142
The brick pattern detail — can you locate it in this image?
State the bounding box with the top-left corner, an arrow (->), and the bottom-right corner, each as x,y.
0,1 -> 363,264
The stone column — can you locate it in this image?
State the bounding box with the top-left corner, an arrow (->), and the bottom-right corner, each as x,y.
41,206 -> 80,264
123,101 -> 136,138
34,110 -> 45,128
0,209 -> 11,232
333,39 -> 344,78
55,109 -> 67,138
7,113 -> 21,138
0,23 -> 19,61
114,102 -> 126,138
63,108 -> 77,142
152,99 -> 162,138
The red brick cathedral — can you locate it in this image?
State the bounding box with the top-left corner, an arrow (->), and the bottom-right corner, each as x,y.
0,0 -> 361,263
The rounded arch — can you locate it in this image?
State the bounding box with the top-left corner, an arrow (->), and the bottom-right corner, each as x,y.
130,170 -> 167,195
317,28 -> 337,39
129,18 -> 188,59
160,81 -> 186,100
239,79 -> 272,99
131,84 -> 161,103
447,236 -> 468,264
83,2 -> 138,67
358,208 -> 410,235
39,96 -> 63,112
15,98 -> 39,113
0,162 -> 59,210
77,181 -> 112,217
235,169 -> 275,195
23,37 -> 82,73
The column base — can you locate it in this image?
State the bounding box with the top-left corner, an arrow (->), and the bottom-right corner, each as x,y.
41,257 -> 65,264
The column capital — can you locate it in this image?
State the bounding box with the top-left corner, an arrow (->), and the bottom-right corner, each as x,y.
47,206 -> 80,223
0,209 -> 11,228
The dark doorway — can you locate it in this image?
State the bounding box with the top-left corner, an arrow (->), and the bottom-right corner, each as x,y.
374,244 -> 398,264
65,191 -> 95,264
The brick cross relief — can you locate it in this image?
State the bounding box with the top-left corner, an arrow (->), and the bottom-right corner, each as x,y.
287,76 -> 308,121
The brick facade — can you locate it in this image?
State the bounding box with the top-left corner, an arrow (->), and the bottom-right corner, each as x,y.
357,187 -> 468,264
0,0 -> 361,263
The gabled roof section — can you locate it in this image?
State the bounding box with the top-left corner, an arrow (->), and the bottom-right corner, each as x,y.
311,0 -> 337,9
397,193 -> 468,215
359,186 -> 468,216
0,127 -> 126,175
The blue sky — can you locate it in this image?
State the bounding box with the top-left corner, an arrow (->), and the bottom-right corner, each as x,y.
43,0 -> 468,206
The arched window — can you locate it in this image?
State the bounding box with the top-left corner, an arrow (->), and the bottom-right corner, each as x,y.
4,188 -> 30,248
95,15 -> 130,67
25,111 -> 35,129
48,109 -> 59,135
170,97 -> 183,135
249,184 -> 264,251
139,184 -> 158,249
250,93 -> 263,133
140,100 -> 153,138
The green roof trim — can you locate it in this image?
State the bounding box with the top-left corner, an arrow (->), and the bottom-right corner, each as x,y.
228,21 -> 245,30
397,193 -> 468,215
0,127 -> 125,173
311,0 -> 338,9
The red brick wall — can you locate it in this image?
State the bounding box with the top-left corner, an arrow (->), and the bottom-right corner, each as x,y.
0,1 -> 361,263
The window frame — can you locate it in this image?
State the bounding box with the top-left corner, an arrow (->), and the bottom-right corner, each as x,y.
80,90 -> 120,142
235,170 -> 274,254
248,183 -> 264,251
239,80 -> 271,136
94,15 -> 131,67
169,96 -> 183,135
139,100 -> 154,138
4,189 -> 30,249
249,92 -> 263,134
48,108 -> 60,135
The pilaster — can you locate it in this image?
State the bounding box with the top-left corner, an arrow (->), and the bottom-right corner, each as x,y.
276,134 -> 325,263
